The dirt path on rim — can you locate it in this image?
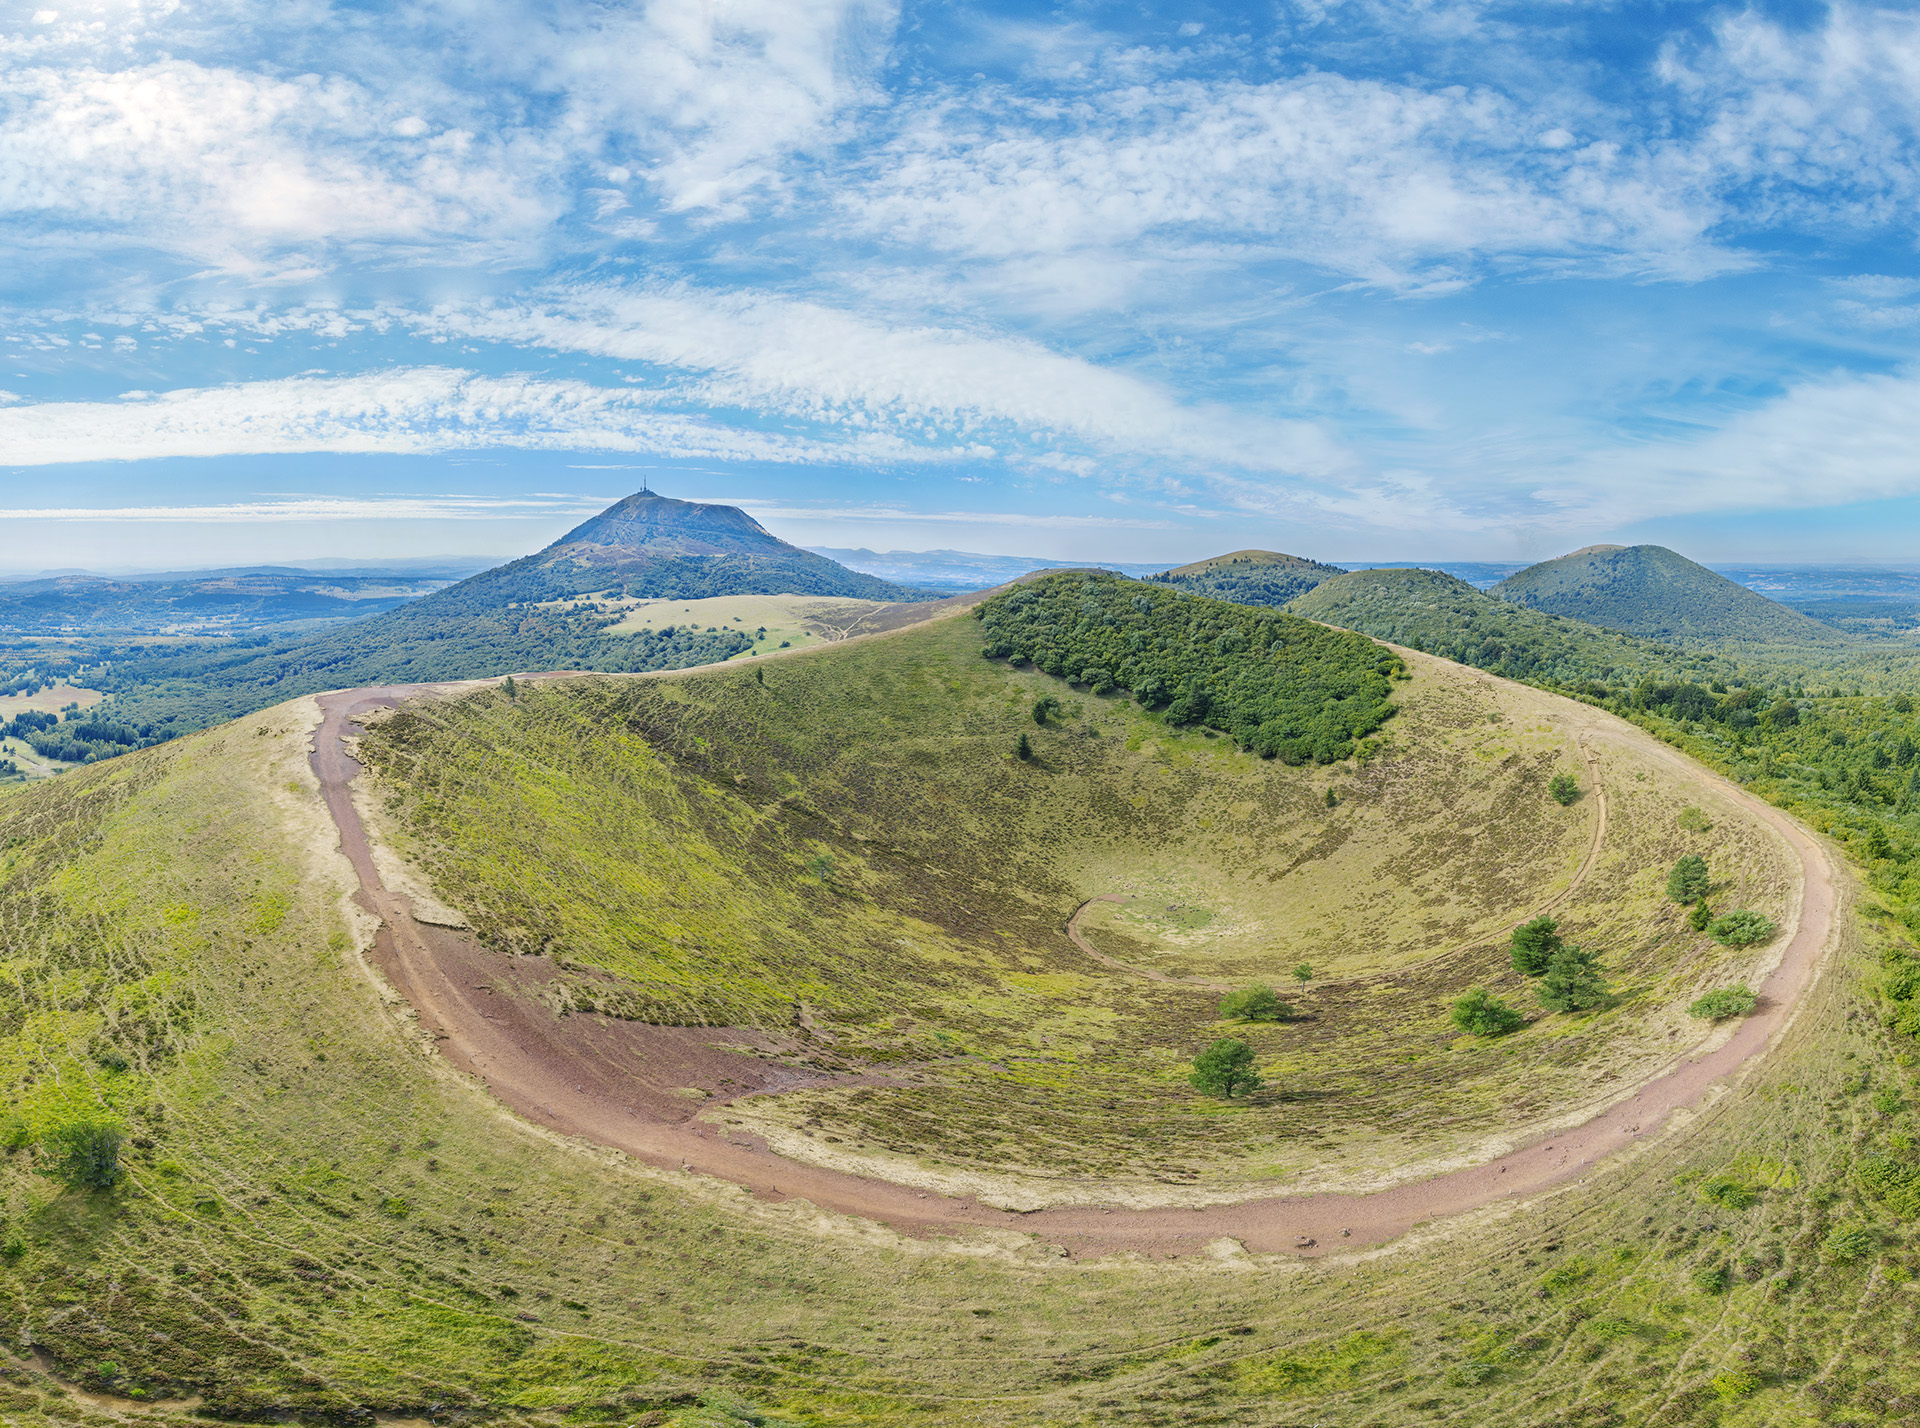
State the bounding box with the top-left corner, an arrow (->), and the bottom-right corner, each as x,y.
310,676 -> 1834,1260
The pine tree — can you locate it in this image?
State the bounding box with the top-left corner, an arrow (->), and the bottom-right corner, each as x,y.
1015,732 -> 1032,761
1538,945 -> 1609,1013
1666,854 -> 1710,904
1510,916 -> 1562,976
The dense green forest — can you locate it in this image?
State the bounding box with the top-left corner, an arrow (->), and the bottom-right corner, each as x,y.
978,570 -> 1402,763
1147,549 -> 1345,608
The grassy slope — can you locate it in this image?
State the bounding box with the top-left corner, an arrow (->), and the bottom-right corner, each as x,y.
0,679 -> 1915,1427
356,614 -> 1792,1201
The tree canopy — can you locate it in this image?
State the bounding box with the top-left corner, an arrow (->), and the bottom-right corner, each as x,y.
978,571 -> 1402,765
1510,916 -> 1563,976
1189,1039 -> 1263,1098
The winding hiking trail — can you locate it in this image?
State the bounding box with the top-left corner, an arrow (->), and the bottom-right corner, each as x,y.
311,673 -> 1836,1261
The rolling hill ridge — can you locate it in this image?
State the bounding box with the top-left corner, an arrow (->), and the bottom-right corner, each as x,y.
1491,543 -> 1841,645
1148,548 -> 1346,607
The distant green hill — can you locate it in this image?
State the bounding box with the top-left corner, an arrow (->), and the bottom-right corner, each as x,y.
1491,544 -> 1842,645
1147,549 -> 1345,607
1290,567 -> 1733,688
80,492 -> 934,751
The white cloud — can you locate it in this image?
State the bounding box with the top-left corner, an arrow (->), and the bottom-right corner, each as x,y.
847,76 -> 1734,286
1658,4 -> 1920,232
0,495 -> 618,522
416,0 -> 896,217
413,285 -> 1357,478
1554,367 -> 1920,525
0,62 -> 560,270
0,367 -> 914,465
729,501 -> 1174,530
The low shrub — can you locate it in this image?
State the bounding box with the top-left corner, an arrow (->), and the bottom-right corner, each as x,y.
1709,910 -> 1777,947
40,1119 -> 124,1191
1451,988 -> 1525,1038
1689,987 -> 1758,1020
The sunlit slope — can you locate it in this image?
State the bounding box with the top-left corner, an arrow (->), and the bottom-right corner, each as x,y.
360,585 -> 1793,1199
0,643 -> 1912,1428
1291,566 -> 1733,686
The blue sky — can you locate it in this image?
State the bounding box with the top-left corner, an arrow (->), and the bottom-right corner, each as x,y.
4,0 -> 1920,571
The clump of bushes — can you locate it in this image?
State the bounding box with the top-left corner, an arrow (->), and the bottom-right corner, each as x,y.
1451,988 -> 1525,1038
1709,910 -> 1777,946
1821,1224 -> 1877,1263
40,1119 -> 124,1190
1689,987 -> 1758,1020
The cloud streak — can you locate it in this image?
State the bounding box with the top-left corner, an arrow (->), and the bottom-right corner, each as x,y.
0,368 -> 917,465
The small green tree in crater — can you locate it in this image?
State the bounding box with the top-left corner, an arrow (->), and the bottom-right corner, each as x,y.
1451,988 -> 1525,1038
1666,854 -> 1711,904
41,1119 -> 124,1191
1549,771 -> 1580,805
1510,916 -> 1563,976
1219,984 -> 1292,1023
1189,1039 -> 1263,1098
1537,945 -> 1610,1013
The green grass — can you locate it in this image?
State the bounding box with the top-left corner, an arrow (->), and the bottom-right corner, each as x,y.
356,616 -> 1794,1196
0,652 -> 1916,1427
